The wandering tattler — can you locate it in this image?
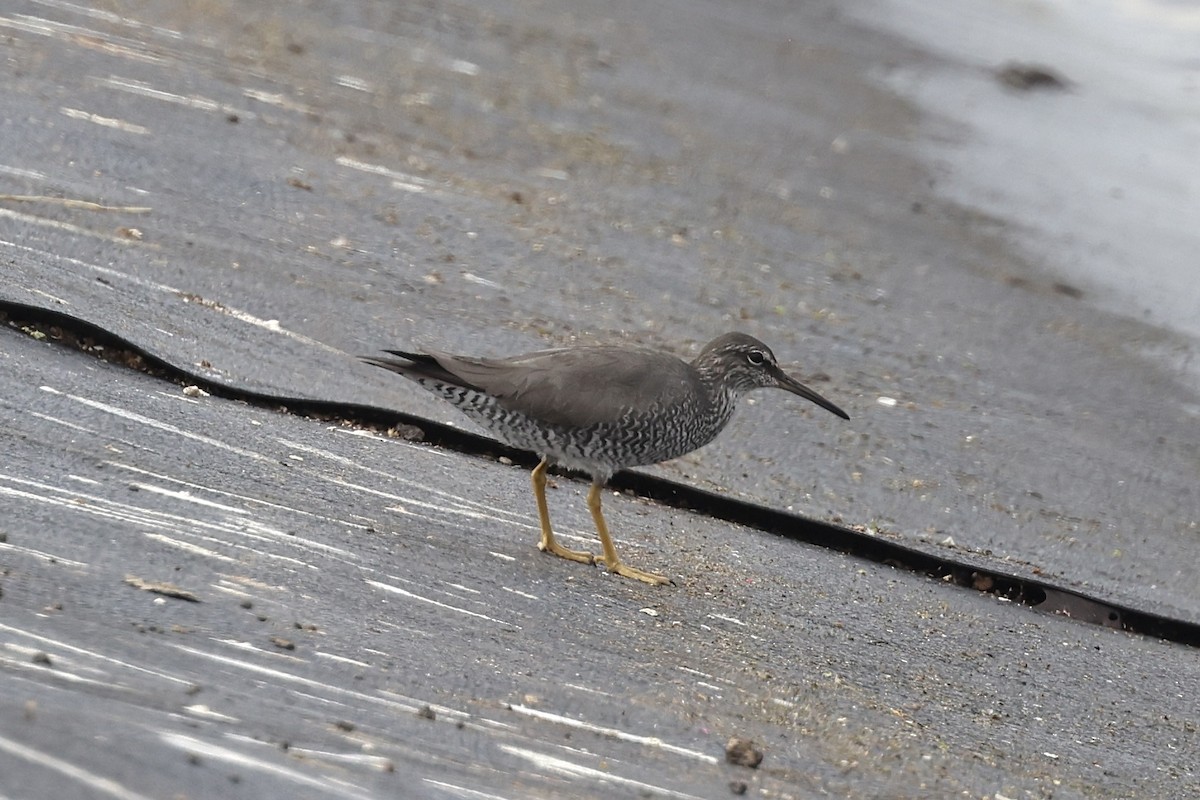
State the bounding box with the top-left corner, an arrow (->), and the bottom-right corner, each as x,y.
364,332 -> 849,585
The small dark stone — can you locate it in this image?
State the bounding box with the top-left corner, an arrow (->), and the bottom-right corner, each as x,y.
417,705 -> 437,720
725,737 -> 763,768
996,62 -> 1069,91
729,780 -> 748,795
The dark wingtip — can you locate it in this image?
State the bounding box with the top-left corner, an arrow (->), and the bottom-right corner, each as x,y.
360,350 -> 433,367
360,351 -> 426,375
382,349 -> 427,361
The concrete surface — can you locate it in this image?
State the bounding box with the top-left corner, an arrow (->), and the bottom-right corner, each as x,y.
1,0 -> 1198,797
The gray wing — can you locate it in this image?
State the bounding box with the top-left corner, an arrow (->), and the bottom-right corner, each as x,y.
429,346 -> 697,429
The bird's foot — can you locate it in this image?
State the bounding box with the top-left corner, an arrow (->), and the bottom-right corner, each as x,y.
537,539 -> 595,565
595,557 -> 673,586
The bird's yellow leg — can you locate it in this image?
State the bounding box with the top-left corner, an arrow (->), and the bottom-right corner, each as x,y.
588,482 -> 671,586
532,458 -> 594,564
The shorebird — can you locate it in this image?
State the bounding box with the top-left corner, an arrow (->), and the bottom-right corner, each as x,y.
364,332 -> 848,585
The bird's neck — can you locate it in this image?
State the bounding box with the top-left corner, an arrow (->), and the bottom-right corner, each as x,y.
696,377 -> 740,439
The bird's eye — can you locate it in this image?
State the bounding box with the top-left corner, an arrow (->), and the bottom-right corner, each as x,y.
747,350 -> 766,366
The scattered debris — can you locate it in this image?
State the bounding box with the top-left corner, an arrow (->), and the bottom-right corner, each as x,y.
124,575 -> 200,602
0,194 -> 152,213
996,62 -> 1069,91
725,737 -> 763,768
270,636 -> 296,651
1053,282 -> 1084,299
182,384 -> 210,398
387,423 -> 424,441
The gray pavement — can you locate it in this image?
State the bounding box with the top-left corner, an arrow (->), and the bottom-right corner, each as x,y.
1,0 -> 1197,797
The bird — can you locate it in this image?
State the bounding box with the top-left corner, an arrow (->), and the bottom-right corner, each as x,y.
363,332 -> 849,585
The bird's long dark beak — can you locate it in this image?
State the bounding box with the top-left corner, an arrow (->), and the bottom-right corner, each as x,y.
774,367 -> 850,420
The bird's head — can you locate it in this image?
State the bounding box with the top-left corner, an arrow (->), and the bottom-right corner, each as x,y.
695,332 -> 849,419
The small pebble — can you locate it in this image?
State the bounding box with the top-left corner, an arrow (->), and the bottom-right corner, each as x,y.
725,737 -> 763,768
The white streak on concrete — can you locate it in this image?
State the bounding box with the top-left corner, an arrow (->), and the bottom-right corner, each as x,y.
0,208 -> 148,245
561,682 -> 613,697
3,238 -> 336,353
366,580 -> 519,629
0,734 -> 155,800
129,483 -> 250,514
277,438 -> 540,530
0,472 -> 336,568
39,387 -> 267,461
0,163 -> 47,180
499,745 -> 708,799
508,705 -> 717,764
335,156 -> 432,187
242,88 -> 316,114
0,622 -> 194,685
0,14 -> 161,63
66,474 -> 102,485
106,462 -> 373,536
173,644 -> 464,726
141,532 -> 237,562
501,586 -> 539,601
183,704 -> 239,723
315,651 -> 372,668
283,746 -> 395,772
27,0 -> 183,40
423,780 -> 513,800
158,732 -> 373,799
96,76 -> 247,118
60,106 -> 149,134
0,540 -> 88,568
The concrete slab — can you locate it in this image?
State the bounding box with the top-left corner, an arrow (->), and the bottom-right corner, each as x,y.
2,0 -> 1195,624
2,0 -> 1198,796
3,321 -> 1197,798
